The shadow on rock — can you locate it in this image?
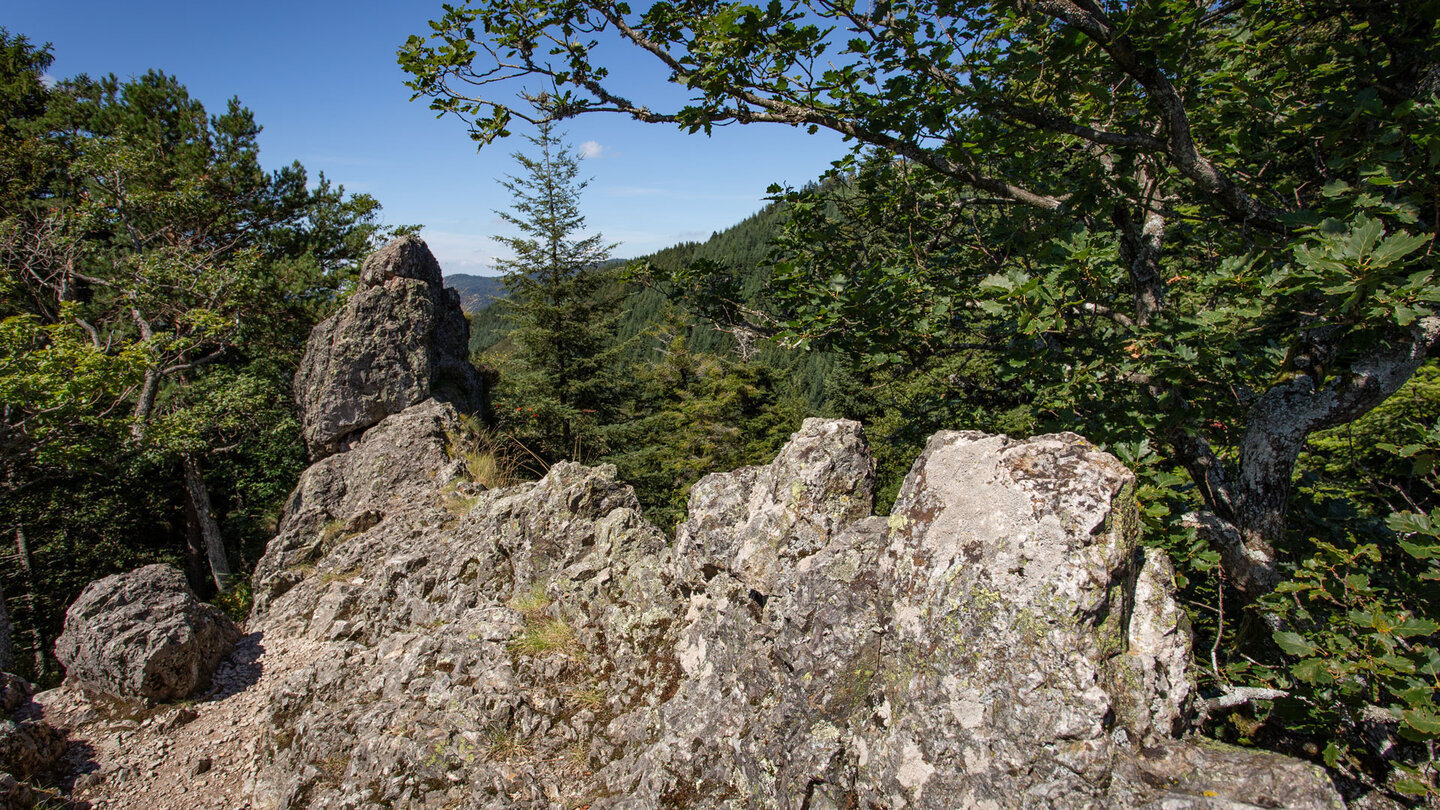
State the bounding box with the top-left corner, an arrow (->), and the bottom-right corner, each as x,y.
199,631 -> 265,701
49,736 -> 97,806
2,672 -> 95,808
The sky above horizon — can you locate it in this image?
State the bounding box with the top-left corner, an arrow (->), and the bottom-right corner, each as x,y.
7,1 -> 851,275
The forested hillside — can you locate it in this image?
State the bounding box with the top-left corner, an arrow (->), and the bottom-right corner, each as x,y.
468,200 -> 842,408
445,272 -> 506,312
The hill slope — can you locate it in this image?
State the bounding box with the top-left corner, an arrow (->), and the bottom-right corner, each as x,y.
468,203 -> 842,408
445,273 -> 507,312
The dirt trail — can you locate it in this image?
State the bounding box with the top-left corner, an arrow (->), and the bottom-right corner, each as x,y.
35,631 -> 299,810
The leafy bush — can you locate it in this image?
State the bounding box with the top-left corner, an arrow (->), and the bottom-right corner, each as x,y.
212,573 -> 254,625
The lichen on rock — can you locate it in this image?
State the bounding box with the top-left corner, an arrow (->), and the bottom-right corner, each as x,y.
237,418 -> 1339,809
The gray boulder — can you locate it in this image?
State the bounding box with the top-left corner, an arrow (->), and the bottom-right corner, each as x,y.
0,672 -> 28,715
594,428 -> 1185,807
54,564 -> 240,703
294,235 -> 489,460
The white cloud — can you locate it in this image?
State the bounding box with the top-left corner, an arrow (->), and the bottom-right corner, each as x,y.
578,140 -> 606,159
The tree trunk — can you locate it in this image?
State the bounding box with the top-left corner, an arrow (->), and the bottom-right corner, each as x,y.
1113,167 -> 1168,328
130,365 -> 160,440
1173,316 -> 1440,601
0,581 -> 14,674
182,455 -> 231,591
12,525 -> 47,680
183,493 -> 212,598
130,308 -> 158,440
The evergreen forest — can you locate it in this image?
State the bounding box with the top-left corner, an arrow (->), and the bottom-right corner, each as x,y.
4,0 -> 1440,802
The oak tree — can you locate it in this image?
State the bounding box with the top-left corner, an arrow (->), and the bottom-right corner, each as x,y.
401,0 -> 1440,604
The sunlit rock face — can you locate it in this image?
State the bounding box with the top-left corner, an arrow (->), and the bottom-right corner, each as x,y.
238,415 -> 1340,809
294,234 -> 488,461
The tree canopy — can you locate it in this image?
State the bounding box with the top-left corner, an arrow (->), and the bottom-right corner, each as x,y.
403,0 -> 1440,600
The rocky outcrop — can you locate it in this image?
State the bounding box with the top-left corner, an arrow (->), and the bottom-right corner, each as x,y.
294,235 -> 489,460
0,673 -> 67,806
249,397 -> 472,614
676,418 -> 875,594
36,268 -> 1346,809
242,396 -> 679,806
229,416 -> 1340,809
54,564 -> 240,704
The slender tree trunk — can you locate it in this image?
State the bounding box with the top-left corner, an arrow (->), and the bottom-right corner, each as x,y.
0,581 -> 14,674
182,455 -> 231,591
1113,168 -> 1168,328
131,366 -> 160,440
13,525 -> 47,680
130,308 -> 159,440
1172,316 -> 1440,601
182,494 -> 212,597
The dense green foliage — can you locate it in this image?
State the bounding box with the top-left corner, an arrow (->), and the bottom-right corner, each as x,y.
628,202 -> 843,408
479,127 -> 811,524
0,31 -> 397,680
582,328 -> 803,528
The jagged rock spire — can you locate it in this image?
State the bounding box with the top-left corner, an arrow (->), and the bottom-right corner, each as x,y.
294,235 -> 490,460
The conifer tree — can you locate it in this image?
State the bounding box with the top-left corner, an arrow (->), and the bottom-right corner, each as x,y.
493,120 -> 622,462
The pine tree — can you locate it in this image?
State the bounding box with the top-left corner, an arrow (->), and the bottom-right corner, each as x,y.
493,120 -> 622,462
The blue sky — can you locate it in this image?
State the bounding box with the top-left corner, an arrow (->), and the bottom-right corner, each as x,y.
7,1 -> 850,275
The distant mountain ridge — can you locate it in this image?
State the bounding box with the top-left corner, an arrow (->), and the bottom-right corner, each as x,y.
444,273 -> 507,312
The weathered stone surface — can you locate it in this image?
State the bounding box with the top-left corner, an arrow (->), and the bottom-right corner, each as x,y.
676,417 -> 874,594
250,398 -> 471,613
44,415 -> 1344,809
248,450 -> 680,809
294,235 -> 487,460
0,673 -> 66,798
0,672 -> 28,715
54,564 -> 240,703
236,417 -> 1341,809
0,716 -> 65,784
